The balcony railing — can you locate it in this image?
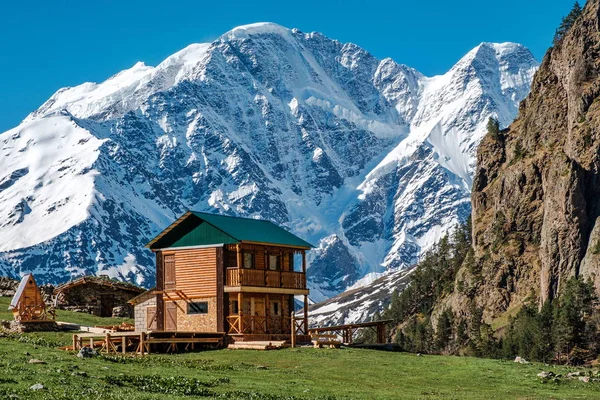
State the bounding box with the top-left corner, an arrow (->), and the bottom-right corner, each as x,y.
226,315 -> 294,335
226,268 -> 306,290
226,315 -> 308,335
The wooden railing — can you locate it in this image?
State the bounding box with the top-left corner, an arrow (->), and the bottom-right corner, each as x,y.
226,315 -> 291,335
226,268 -> 306,289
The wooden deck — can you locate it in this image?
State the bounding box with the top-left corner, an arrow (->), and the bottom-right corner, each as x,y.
72,331 -> 225,354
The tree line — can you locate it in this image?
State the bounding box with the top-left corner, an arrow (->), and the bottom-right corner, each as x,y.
366,214 -> 600,365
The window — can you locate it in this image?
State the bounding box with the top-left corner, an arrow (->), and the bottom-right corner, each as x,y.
243,252 -> 254,269
288,253 -> 294,271
293,253 -> 303,272
268,254 -> 279,270
231,300 -> 239,314
271,300 -> 282,316
187,301 -> 208,315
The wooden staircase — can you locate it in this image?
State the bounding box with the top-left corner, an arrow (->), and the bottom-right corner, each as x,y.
227,340 -> 287,350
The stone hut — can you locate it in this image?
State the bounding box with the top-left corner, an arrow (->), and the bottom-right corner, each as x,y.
129,288 -> 157,331
54,276 -> 145,318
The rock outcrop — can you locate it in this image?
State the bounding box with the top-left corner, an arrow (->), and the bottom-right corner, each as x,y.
448,0 -> 600,320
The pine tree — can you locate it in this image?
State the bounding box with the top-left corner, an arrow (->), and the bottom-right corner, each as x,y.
553,1 -> 583,45
552,277 -> 596,364
487,117 -> 500,140
435,309 -> 454,351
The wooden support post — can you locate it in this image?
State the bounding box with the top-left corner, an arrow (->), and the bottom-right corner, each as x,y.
265,293 -> 270,334
236,244 -> 242,268
89,337 -> 94,349
122,336 -> 127,354
290,311 -> 296,348
281,294 -> 285,333
377,324 -> 386,344
238,292 -> 243,333
73,334 -> 78,351
302,251 -> 306,273
303,294 -> 308,336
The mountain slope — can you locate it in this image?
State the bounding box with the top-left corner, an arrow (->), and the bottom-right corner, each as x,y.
431,0 -> 600,322
0,24 -> 537,299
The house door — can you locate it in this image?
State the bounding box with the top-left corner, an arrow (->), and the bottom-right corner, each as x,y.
100,294 -> 115,317
165,302 -> 177,331
147,306 -> 157,330
250,297 -> 266,334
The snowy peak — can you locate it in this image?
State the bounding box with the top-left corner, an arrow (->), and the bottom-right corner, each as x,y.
0,25 -> 537,304
219,22 -> 293,41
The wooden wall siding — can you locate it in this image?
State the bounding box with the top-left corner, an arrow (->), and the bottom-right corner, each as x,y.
172,248 -> 217,297
174,298 -> 218,332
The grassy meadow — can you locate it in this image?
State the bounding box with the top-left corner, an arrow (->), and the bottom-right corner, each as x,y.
1,297 -> 600,399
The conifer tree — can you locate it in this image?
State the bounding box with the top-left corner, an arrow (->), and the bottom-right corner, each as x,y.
487,117 -> 500,140
553,1 -> 583,45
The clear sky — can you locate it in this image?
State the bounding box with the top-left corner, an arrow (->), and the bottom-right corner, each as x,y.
0,0 -> 578,133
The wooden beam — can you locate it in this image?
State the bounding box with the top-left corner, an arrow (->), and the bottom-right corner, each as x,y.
216,247 -> 225,333
290,311 -> 296,348
156,251 -> 165,331
303,294 -> 308,336
241,241 -> 311,250
302,251 -> 306,274
224,286 -> 309,295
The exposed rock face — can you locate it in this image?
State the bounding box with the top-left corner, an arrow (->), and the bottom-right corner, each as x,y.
0,276 -> 18,297
451,0 -> 600,319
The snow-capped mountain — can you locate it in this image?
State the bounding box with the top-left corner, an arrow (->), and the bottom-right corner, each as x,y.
0,23 -> 538,301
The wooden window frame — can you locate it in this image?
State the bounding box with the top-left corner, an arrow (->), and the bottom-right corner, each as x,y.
242,251 -> 254,269
230,300 -> 239,315
164,253 -> 176,289
271,300 -> 282,316
187,301 -> 209,315
267,253 -> 279,271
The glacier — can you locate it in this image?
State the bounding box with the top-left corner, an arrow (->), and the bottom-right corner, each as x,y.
0,23 -> 538,302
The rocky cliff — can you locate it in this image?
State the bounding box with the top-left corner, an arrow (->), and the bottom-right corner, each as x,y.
447,0 -> 600,320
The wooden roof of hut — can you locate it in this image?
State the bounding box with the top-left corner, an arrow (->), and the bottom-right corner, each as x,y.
54,276 -> 145,295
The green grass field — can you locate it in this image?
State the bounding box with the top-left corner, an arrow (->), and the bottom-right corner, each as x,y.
1,297 -> 600,399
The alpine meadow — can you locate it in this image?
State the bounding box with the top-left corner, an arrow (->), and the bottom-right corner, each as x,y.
3,1 -> 600,399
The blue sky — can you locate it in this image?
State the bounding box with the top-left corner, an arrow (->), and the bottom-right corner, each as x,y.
0,0 -> 577,133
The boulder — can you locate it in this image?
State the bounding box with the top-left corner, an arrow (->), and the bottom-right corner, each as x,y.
29,383 -> 44,391
77,346 -> 97,358
537,371 -> 554,379
111,305 -> 133,318
28,359 -> 46,364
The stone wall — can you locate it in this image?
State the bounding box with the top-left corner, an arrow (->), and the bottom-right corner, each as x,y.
56,282 -> 141,317
134,295 -> 156,331
175,297 -> 218,332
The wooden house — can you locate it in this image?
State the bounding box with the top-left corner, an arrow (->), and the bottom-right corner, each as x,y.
143,211 -> 313,343
9,274 -> 55,322
54,276 -> 145,317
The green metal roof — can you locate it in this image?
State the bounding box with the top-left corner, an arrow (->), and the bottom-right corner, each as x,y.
147,211 -> 314,250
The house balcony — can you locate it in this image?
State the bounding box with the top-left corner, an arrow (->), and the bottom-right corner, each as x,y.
225,268 -> 308,295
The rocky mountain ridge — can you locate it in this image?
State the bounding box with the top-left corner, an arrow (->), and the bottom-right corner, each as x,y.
0,23 -> 537,301
437,0 -> 600,321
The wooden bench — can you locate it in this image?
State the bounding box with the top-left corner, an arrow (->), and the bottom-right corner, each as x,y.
311,333 -> 341,349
